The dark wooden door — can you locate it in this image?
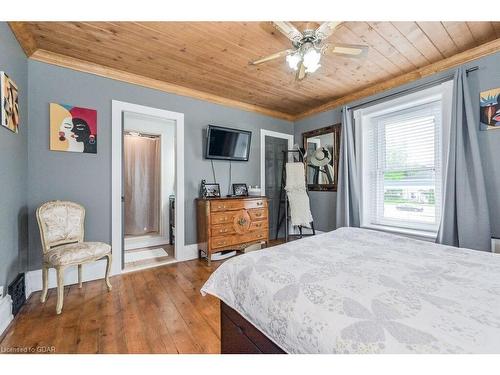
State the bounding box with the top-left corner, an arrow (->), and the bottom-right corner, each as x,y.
265,136 -> 289,239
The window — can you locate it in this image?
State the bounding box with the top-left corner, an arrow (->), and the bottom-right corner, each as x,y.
355,82 -> 452,237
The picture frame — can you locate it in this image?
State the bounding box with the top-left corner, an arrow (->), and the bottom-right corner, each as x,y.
232,183 -> 248,197
203,183 -> 221,198
1,71 -> 20,133
50,103 -> 97,153
480,87 -> 500,131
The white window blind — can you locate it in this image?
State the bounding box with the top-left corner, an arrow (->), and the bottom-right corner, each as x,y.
363,99 -> 443,233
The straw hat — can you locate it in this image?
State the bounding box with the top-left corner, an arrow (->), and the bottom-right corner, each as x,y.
309,146 -> 332,167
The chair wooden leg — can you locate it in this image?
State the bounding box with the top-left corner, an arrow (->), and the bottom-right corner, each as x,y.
78,264 -> 83,288
56,267 -> 65,314
40,265 -> 49,303
105,253 -> 112,292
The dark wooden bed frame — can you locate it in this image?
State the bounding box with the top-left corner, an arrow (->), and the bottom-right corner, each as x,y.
220,301 -> 286,354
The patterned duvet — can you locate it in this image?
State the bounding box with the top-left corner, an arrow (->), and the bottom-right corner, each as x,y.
201,228 -> 500,353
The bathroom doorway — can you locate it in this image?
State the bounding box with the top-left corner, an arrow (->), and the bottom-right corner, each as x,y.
122,111 -> 176,270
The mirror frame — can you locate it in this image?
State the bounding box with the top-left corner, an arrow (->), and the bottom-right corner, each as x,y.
302,123 -> 341,192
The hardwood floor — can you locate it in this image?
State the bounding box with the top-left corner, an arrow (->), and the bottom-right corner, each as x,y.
0,259 -> 224,354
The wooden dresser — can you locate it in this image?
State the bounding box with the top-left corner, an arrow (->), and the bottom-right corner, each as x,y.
196,196 -> 269,264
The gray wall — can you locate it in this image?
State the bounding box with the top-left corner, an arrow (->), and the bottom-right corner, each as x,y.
294,51 -> 500,237
3,21 -> 499,277
27,60 -> 293,270
0,23 -> 28,289
294,110 -> 341,232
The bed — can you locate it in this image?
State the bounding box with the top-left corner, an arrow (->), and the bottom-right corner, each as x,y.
201,227 -> 500,354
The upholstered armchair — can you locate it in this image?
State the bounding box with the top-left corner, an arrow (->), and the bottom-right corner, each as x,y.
36,200 -> 112,314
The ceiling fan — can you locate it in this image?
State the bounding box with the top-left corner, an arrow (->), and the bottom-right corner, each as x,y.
250,22 -> 369,81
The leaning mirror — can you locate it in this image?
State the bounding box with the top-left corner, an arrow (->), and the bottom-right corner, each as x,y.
302,124 -> 341,191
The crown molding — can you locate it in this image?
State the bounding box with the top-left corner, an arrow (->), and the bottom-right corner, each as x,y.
11,21 -> 500,123
295,37 -> 500,120
28,49 -> 295,122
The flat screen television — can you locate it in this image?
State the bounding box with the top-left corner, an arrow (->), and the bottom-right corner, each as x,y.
205,125 -> 252,161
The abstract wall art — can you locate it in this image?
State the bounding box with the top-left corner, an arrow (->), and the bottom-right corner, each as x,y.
1,71 -> 20,133
50,103 -> 97,153
480,87 -> 500,131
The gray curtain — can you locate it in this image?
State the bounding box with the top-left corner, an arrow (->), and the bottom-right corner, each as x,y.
436,68 -> 491,251
124,135 -> 161,236
335,106 -> 360,228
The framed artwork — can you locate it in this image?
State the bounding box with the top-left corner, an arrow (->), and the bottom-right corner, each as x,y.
480,88 -> 500,131
50,103 -> 97,153
1,72 -> 20,133
232,183 -> 248,196
203,183 -> 221,198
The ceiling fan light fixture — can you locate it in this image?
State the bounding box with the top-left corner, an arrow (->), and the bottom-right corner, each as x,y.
286,52 -> 301,71
305,62 -> 321,73
303,47 -> 321,72
250,22 -> 368,80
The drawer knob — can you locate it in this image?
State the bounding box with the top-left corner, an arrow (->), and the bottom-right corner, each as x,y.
255,213 -> 262,217
238,218 -> 247,226
257,202 -> 263,206
256,223 -> 261,227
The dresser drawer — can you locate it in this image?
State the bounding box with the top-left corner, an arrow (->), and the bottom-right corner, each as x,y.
248,208 -> 267,221
211,236 -> 235,249
249,220 -> 268,231
211,223 -> 236,236
242,230 -> 267,243
210,199 -> 267,212
211,211 -> 240,224
211,230 -> 268,250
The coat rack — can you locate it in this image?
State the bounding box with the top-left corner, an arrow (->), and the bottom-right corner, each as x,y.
275,149 -> 315,242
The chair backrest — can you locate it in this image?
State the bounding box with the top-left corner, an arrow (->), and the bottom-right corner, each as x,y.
36,200 -> 85,253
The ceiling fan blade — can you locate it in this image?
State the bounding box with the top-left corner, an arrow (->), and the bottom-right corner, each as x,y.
272,22 -> 303,43
295,62 -> 307,81
322,43 -> 369,58
249,49 -> 294,65
314,22 -> 342,41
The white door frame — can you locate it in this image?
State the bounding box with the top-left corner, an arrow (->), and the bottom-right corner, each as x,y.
123,112 -> 175,251
112,100 -> 185,275
260,129 -> 294,196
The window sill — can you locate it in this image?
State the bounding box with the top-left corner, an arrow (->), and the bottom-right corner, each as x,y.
361,224 -> 437,242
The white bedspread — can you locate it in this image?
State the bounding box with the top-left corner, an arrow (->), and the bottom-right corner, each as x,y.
201,228 -> 500,353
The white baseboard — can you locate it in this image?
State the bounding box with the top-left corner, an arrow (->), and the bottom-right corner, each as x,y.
0,294 -> 13,337
178,243 -> 199,261
25,244 -> 201,299
25,258 -> 108,299
492,238 -> 500,254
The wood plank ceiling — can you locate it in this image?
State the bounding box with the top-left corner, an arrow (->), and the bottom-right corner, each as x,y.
10,22 -> 500,120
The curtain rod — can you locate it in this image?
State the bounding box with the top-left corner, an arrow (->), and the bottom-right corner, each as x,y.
345,66 -> 479,112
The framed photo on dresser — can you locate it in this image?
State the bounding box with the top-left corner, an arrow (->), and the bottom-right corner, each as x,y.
232,183 -> 248,196
203,182 -> 221,198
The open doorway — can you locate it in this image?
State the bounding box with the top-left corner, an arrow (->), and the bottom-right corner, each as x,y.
260,130 -> 294,241
112,101 -> 184,275
122,112 -> 176,270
